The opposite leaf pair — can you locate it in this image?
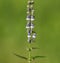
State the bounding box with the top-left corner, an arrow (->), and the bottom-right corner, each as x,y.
14,53 -> 46,61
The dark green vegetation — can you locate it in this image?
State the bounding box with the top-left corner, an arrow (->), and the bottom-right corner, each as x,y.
0,0 -> 60,63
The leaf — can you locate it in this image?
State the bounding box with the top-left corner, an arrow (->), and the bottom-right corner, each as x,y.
14,53 -> 28,60
32,56 -> 46,60
32,47 -> 40,49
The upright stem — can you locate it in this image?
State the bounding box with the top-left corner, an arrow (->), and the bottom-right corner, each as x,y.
28,43 -> 31,63
28,51 -> 31,63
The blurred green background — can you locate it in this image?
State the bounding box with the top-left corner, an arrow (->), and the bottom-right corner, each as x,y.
0,0 -> 60,63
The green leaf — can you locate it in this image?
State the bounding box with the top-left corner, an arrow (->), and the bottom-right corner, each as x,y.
32,56 -> 46,60
14,53 -> 28,60
32,47 -> 40,49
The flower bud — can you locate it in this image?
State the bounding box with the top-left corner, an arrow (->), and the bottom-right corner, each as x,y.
26,15 -> 31,20
26,26 -> 29,29
28,0 -> 34,5
30,5 -> 33,8
26,22 -> 31,29
27,5 -> 29,8
30,23 -> 34,28
27,35 -> 31,38
31,16 -> 35,21
31,9 -> 34,15
32,33 -> 36,38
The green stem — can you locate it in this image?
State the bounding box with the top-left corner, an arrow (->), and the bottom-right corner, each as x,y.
28,51 -> 31,63
28,44 -> 31,63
